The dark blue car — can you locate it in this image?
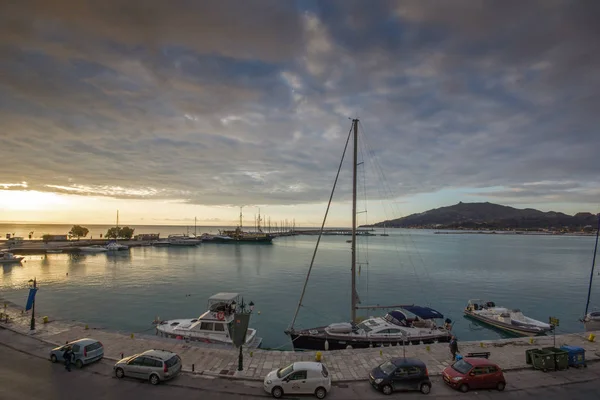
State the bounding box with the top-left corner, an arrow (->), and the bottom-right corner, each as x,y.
369,357 -> 431,395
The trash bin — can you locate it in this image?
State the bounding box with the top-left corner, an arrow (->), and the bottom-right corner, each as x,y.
530,349 -> 555,372
560,345 -> 586,368
542,347 -> 569,371
526,348 -> 538,364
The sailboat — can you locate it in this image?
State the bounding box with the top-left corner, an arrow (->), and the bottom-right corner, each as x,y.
106,210 -> 129,251
381,222 -> 389,237
582,213 -> 600,331
285,119 -> 452,351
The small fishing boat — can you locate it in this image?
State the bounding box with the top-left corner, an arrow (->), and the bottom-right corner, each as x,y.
464,299 -> 552,336
0,251 -> 24,264
155,292 -> 262,348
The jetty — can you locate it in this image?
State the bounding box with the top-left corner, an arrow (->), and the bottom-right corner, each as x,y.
0,303 -> 597,382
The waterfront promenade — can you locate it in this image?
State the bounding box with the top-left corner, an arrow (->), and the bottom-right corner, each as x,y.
1,303 -> 598,382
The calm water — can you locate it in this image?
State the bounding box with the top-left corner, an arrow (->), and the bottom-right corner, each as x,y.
1,227 -> 597,349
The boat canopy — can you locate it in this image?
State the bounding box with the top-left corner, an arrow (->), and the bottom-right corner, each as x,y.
401,305 -> 444,320
209,293 -> 239,302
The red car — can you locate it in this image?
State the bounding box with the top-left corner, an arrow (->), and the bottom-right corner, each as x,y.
442,357 -> 506,393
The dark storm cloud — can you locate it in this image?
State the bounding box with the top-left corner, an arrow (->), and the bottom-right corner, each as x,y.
0,0 -> 598,207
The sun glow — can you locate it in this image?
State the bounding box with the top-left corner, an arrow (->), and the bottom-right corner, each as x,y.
0,190 -> 67,211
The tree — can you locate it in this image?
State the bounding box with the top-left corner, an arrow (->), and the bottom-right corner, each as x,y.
105,226 -> 135,239
69,225 -> 89,240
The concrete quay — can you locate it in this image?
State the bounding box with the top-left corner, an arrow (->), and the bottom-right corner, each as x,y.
1,303 -> 599,383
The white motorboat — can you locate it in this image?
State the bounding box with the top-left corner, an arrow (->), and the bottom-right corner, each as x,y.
155,293 -> 262,348
464,299 -> 552,336
79,245 -> 108,253
168,234 -> 201,246
106,241 -> 129,251
0,251 -> 24,264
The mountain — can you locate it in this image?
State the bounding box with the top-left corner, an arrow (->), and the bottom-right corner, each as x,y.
367,202 -> 597,231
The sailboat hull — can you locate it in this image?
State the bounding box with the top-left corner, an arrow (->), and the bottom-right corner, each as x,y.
287,329 -> 451,351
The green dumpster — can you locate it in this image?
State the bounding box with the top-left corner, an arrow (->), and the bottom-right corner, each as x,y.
526,348 -> 539,364
531,349 -> 555,372
542,347 -> 569,371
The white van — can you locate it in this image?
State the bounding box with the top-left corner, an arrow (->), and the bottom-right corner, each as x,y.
264,361 -> 331,399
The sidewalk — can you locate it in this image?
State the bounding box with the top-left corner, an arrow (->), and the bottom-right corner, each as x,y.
1,302 -> 599,383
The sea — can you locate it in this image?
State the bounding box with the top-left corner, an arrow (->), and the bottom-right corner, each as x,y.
0,223 -> 597,350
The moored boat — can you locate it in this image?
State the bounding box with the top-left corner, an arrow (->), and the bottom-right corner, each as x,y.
464,299 -> 552,336
0,251 -> 24,264
155,292 -> 262,348
167,234 -> 201,246
106,241 -> 129,251
79,245 -> 108,253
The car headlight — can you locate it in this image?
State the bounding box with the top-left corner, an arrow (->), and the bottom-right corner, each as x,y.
266,380 -> 272,384
452,377 -> 463,381
374,378 -> 383,384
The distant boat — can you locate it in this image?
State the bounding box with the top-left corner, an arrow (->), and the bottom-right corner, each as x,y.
106,241 -> 129,251
168,234 -> 201,246
0,251 -> 24,264
46,249 -> 63,254
381,222 -> 389,237
464,299 -> 552,336
79,245 -> 108,253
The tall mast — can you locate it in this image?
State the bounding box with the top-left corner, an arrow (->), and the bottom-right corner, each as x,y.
194,217 -> 197,236
239,206 -> 243,230
351,118 -> 358,323
116,210 -> 119,242
584,213 -> 600,317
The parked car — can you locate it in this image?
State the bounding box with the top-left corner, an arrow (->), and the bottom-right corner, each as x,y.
442,357 -> 506,392
263,361 -> 331,399
369,357 -> 431,395
49,338 -> 104,368
113,349 -> 182,385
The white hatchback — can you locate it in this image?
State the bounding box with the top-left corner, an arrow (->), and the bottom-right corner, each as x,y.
264,361 -> 331,399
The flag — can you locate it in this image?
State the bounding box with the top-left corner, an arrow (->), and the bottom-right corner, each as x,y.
25,288 -> 38,311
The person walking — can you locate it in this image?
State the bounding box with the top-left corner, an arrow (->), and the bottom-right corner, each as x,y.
449,336 -> 459,361
63,346 -> 73,372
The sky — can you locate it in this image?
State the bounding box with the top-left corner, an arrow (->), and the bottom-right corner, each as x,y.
0,0 -> 599,227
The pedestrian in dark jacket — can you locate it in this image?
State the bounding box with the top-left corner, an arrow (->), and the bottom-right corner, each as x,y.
449,336 -> 459,361
63,347 -> 73,372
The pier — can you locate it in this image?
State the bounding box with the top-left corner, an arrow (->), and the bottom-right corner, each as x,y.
1,303 -> 598,382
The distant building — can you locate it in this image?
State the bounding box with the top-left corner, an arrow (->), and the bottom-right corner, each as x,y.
134,233 -> 160,241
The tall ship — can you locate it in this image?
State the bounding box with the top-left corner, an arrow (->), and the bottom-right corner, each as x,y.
155,293 -> 262,348
285,119 -> 452,350
215,208 -> 274,243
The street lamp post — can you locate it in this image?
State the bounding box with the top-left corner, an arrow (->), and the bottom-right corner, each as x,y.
230,298 -> 255,372
28,278 -> 37,331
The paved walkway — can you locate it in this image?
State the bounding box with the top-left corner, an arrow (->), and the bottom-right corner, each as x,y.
1,303 -> 599,382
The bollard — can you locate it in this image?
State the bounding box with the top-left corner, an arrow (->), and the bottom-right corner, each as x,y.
529,338 -> 535,344
480,342 -> 485,348
426,345 -> 430,352
84,324 -> 89,330
192,364 -> 195,372
120,353 -> 123,359
315,351 -> 322,362
379,349 -> 383,356
130,333 -> 134,339
588,333 -> 596,342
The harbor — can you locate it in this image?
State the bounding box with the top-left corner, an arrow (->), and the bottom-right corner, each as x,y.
1,302 -> 598,382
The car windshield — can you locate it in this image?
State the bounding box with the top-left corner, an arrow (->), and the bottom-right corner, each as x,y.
452,359 -> 473,374
277,364 -> 294,378
379,361 -> 396,376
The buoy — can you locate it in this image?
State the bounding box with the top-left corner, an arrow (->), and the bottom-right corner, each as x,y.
324,339 -> 329,351
588,333 -> 596,342
257,311 -> 261,315
315,351 -> 322,362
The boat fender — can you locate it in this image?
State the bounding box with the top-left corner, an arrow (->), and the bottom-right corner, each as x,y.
217,311 -> 225,321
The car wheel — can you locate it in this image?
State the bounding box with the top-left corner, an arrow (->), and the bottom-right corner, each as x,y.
271,386 -> 283,398
382,384 -> 393,395
75,359 -> 83,369
315,386 -> 327,399
459,383 -> 469,393
149,374 -> 160,385
496,381 -> 506,391
115,368 -> 125,379
50,354 -> 57,363
420,383 -> 431,394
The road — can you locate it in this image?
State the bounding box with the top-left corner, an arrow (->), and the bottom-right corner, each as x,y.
1,332 -> 599,400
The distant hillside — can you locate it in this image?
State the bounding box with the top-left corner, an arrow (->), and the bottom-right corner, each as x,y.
367,202 -> 597,231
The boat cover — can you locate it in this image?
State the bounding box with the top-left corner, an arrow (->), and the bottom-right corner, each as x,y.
402,305 -> 444,319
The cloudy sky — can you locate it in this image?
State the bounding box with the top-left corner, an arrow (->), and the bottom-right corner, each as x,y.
0,0 -> 598,226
